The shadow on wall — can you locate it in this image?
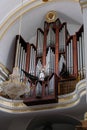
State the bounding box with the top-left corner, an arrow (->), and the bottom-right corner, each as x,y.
26,113 -> 82,130
6,36 -> 16,72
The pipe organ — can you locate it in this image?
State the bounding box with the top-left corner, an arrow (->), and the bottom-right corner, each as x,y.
14,18 -> 85,106
66,26 -> 85,79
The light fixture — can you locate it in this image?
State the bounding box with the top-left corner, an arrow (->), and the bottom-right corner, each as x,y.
1,67 -> 28,99
0,0 -> 29,100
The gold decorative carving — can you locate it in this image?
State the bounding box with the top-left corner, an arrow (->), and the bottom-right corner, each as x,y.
46,10 -> 57,23
42,0 -> 49,2
79,0 -> 87,8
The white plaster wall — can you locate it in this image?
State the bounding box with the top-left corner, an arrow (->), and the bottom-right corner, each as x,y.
0,19 -> 20,72
29,35 -> 37,45
0,0 -> 22,24
67,23 -> 81,35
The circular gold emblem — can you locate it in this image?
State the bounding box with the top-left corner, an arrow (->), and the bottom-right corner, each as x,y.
46,11 -> 57,23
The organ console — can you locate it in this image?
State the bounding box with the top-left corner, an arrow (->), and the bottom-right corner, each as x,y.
13,16 -> 85,106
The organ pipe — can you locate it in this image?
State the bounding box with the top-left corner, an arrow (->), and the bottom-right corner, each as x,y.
48,75 -> 54,94
15,39 -> 20,67
29,46 -> 36,75
47,27 -> 55,47
68,42 -> 71,74
79,36 -> 83,77
46,47 -> 55,75
37,30 -> 44,56
77,40 -> 80,73
66,38 -> 73,75
70,40 -> 73,74
36,82 -> 42,97
67,45 -> 69,72
36,59 -> 42,77
59,25 -> 66,52
82,32 -> 85,77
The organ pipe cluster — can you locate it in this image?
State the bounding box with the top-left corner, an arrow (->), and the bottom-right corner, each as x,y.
13,19 -> 85,105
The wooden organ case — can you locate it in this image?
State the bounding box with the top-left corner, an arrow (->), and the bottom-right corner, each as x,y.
14,18 -> 85,106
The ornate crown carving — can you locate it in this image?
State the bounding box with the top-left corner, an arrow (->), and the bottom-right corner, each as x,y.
46,10 -> 57,23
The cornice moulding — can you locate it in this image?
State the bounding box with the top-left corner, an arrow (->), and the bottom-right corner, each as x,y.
0,79 -> 86,113
79,0 -> 87,8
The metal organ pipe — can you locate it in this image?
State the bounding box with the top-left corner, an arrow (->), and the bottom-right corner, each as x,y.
47,27 -> 55,47
48,75 -> 54,94
82,32 -> 85,77
61,29 -> 63,51
68,42 -> 71,74
25,81 -> 30,96
70,40 -> 73,74
46,47 -> 50,74
66,44 -> 69,73
29,46 -> 32,74
59,30 -> 62,52
77,40 -> 80,73
21,49 -> 26,81
63,26 -> 66,51
15,39 -> 20,67
36,59 -> 42,77
79,36 -> 83,78
14,38 -> 27,82
18,43 -> 21,69
59,25 -> 66,52
36,82 -> 42,97
77,36 -> 82,78
20,46 -> 23,81
37,30 -> 43,56
77,31 -> 85,79
46,47 -> 55,75
66,39 -> 73,75
29,46 -> 36,75
32,47 -> 34,75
